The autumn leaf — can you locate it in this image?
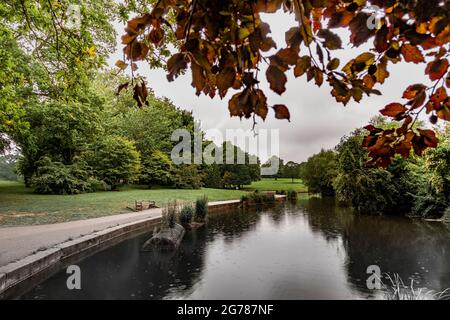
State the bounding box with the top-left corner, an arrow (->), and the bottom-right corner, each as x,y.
217,67 -> 236,97
115,60 -> 128,70
401,44 -> 425,63
275,48 -> 299,66
380,103 -> 407,118
317,30 -> 342,50
191,63 -> 206,95
374,59 -> 389,84
327,58 -> 340,71
374,25 -> 390,53
272,104 -> 290,121
266,65 -> 287,95
402,84 -> 426,99
167,53 -> 188,82
425,58 -> 449,81
294,56 -> 311,77
148,28 -> 165,46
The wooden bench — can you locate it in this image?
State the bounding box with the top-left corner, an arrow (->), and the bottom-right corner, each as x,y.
131,200 -> 158,212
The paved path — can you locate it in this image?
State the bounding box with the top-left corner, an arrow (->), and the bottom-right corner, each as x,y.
0,208 -> 162,267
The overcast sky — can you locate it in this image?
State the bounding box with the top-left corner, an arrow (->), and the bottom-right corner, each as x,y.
108,13 -> 428,163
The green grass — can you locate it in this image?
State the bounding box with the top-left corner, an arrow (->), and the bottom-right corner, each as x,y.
0,178 -> 306,226
244,178 -> 307,193
0,181 -> 247,226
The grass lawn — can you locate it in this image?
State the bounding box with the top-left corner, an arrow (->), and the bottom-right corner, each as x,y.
0,178 -> 306,226
0,181 -> 247,226
244,178 -> 307,193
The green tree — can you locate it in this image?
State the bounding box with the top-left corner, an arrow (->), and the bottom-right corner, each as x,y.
218,142 -> 260,189
86,136 -> 140,190
334,130 -> 422,215
283,161 -> 300,182
140,150 -> 173,188
412,139 -> 450,218
301,149 -> 337,196
15,99 -> 102,186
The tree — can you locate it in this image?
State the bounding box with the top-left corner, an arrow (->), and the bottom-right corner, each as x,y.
140,150 -> 173,188
86,136 -> 141,190
283,161 -> 300,182
1,1 -> 118,154
117,0 -> 450,167
413,138 -> 450,218
334,126 -> 426,216
218,142 -> 261,189
15,99 -> 103,186
301,149 -> 337,196
334,133 -> 411,215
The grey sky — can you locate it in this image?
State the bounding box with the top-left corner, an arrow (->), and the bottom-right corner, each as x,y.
108,13 -> 428,163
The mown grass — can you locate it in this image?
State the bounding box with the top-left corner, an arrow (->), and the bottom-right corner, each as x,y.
0,181 -> 246,226
244,178 -> 307,192
0,178 -> 306,226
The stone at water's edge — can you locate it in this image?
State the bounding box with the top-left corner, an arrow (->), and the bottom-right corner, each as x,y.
142,224 -> 185,252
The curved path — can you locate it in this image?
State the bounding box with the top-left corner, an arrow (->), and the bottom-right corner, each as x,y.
0,208 -> 162,267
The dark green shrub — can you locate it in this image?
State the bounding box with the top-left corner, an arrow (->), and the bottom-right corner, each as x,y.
195,195 -> 208,221
180,204 -> 194,224
31,157 -> 101,195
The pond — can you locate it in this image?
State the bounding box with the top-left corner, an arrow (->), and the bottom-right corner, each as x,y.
21,197 -> 450,300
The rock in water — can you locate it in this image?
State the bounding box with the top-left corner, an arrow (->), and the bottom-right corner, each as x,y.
142,224 -> 185,251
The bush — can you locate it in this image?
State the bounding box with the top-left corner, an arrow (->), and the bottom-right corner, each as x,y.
31,157 -> 102,195
287,190 -> 298,200
162,200 -> 179,229
179,204 -> 194,225
195,195 -> 208,222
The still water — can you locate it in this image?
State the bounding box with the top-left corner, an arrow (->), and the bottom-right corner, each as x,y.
21,197 -> 450,300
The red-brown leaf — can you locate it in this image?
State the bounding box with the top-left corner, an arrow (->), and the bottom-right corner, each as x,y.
272,104 -> 290,121
380,103 -> 407,117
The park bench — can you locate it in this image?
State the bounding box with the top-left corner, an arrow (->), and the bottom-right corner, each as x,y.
128,200 -> 158,212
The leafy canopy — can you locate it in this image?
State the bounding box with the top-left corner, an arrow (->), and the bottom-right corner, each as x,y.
118,0 -> 450,167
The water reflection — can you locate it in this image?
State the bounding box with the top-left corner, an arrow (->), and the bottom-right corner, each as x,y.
21,199 -> 450,300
